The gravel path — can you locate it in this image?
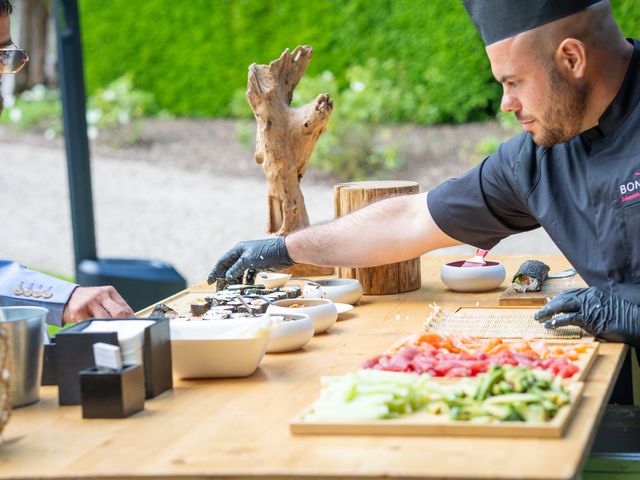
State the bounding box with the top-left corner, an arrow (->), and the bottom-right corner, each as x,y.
1,123 -> 559,286
1,142 -> 335,284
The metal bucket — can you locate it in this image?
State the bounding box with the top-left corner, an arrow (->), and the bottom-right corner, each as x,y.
0,307 -> 48,408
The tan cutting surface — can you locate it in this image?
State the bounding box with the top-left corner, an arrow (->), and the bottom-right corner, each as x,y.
0,255 -> 628,480
427,306 -> 583,339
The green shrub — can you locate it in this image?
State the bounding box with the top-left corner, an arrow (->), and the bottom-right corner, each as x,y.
0,85 -> 60,131
233,64 -> 405,180
79,0 -> 496,122
0,75 -> 158,141
74,0 -> 638,124
295,66 -> 404,180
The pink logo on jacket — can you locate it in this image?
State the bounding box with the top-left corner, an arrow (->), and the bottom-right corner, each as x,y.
621,171 -> 640,203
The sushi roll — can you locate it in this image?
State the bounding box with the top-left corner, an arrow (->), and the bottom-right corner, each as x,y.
250,298 -> 270,314
281,285 -> 302,298
244,268 -> 257,285
149,303 -> 179,320
214,277 -> 239,291
190,298 -> 212,316
512,260 -> 550,292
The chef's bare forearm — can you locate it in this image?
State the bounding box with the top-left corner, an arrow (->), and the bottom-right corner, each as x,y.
285,192 -> 460,267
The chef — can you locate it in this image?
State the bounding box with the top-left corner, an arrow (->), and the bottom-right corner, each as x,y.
211,0 -> 640,346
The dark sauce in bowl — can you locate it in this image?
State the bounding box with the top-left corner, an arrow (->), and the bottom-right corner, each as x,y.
446,260 -> 501,267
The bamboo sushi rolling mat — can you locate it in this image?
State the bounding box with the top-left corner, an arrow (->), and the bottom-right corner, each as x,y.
425,307 -> 583,339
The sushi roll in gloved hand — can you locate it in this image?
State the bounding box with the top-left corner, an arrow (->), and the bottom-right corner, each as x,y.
208,237 -> 295,284
535,287 -> 640,347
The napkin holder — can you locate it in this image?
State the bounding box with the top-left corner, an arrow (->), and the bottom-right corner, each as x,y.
55,317 -> 173,405
79,364 -> 145,418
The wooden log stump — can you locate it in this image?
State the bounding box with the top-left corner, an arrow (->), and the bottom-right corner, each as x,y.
333,181 -> 421,295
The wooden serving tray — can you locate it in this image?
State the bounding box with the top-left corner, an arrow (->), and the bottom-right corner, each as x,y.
498,276 -> 588,306
136,290 -> 218,318
290,382 -> 584,438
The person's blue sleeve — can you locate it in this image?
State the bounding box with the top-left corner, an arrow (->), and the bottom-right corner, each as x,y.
0,260 -> 78,326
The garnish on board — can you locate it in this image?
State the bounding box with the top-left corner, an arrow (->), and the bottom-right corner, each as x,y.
304,366 -> 571,423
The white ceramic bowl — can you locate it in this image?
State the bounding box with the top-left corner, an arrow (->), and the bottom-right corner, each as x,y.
266,313 -> 314,353
255,272 -> 292,289
303,279 -> 363,305
170,321 -> 268,379
267,298 -> 338,334
440,260 -> 506,292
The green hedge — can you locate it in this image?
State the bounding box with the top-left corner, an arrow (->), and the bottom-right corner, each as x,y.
79,0 -> 640,123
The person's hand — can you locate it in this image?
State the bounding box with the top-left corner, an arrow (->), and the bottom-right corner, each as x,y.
62,286 -> 134,324
208,237 -> 294,284
534,287 -> 640,346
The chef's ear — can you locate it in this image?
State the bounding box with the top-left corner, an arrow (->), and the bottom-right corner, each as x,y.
555,38 -> 587,79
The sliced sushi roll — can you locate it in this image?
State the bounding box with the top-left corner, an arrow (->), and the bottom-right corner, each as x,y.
249,298 -> 270,313
512,260 -> 551,292
190,298 -> 212,316
244,268 -> 257,285
281,285 -> 302,298
214,277 -> 239,291
149,303 -> 179,320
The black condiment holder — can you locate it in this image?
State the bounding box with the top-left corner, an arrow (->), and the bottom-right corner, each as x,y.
55,317 -> 173,405
79,364 -> 145,419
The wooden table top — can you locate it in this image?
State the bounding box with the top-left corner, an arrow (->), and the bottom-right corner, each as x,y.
0,255 -> 627,480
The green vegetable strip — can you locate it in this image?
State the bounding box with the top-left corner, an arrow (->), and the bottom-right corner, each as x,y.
305,366 -> 571,423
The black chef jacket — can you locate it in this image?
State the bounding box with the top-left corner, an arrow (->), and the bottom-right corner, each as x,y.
427,39 -> 640,305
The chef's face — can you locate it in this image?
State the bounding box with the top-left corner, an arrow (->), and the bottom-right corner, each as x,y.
487,36 -> 589,147
0,14 -> 9,115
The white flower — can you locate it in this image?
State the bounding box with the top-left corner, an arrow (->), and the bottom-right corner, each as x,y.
86,108 -> 102,125
87,126 -> 99,140
321,71 -> 335,81
102,89 -> 116,101
350,81 -> 366,92
44,128 -> 56,140
9,108 -> 22,123
117,111 -> 130,125
31,84 -> 46,101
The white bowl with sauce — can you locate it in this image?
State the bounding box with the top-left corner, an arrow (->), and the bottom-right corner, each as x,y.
302,279 -> 363,305
440,260 -> 506,292
265,313 -> 314,353
267,298 -> 338,334
255,272 -> 292,289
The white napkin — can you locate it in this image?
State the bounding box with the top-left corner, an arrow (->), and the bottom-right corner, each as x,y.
83,320 -> 155,366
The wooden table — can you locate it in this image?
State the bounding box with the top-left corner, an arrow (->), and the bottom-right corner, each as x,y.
0,255 -> 628,480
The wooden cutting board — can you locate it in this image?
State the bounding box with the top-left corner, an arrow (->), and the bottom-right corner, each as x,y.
291,382 -> 584,438
498,276 -> 587,306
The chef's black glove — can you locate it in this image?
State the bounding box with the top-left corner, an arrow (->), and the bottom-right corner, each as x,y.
534,287 -> 640,347
207,237 -> 294,284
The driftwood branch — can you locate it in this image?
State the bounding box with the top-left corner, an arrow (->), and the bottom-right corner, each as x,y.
247,45 -> 333,236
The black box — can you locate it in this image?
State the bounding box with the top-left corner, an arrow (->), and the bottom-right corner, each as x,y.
41,342 -> 58,386
80,364 -> 145,418
55,317 -> 173,405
